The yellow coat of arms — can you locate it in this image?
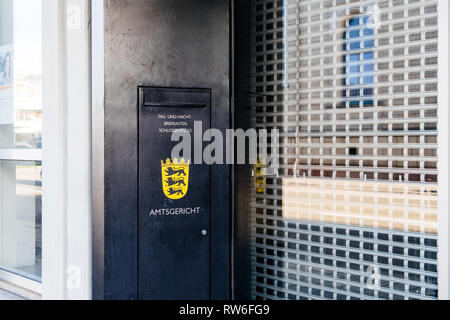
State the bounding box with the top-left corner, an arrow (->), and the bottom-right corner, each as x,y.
161,158 -> 190,200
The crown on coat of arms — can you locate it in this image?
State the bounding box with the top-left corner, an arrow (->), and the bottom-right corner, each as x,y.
161,158 -> 190,167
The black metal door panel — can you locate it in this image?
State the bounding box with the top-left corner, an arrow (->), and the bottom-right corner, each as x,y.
138,87 -> 211,300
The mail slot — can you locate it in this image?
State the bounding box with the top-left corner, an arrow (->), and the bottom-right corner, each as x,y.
138,87 -> 211,300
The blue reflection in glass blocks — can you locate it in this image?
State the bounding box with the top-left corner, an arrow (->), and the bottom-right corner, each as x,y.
344,15 -> 375,107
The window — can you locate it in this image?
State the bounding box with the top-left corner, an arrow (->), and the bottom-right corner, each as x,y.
0,0 -> 42,284
235,0 -> 439,300
342,15 -> 375,108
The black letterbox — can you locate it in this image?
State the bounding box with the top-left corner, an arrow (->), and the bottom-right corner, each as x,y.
138,87 -> 211,300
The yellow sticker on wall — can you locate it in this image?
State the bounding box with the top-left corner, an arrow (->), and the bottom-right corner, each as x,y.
161,158 -> 190,200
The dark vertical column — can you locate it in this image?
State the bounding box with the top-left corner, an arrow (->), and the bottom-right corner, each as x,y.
103,0 -> 230,300
233,0 -> 254,300
209,1 -> 232,300
103,0 -> 139,298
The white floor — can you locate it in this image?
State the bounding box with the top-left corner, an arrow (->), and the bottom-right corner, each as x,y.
0,289 -> 24,300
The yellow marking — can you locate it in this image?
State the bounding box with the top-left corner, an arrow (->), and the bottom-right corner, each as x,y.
161,158 -> 190,200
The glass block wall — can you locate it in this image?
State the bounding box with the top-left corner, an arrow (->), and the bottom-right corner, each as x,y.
237,0 -> 439,300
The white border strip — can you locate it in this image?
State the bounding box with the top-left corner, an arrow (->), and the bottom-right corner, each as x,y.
42,0 -> 67,300
42,0 -> 92,300
65,0 -> 92,300
437,0 -> 449,300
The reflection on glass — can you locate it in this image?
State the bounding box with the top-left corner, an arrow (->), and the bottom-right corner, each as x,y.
0,0 -> 42,149
235,0 -> 439,300
0,161 -> 42,281
342,16 -> 374,108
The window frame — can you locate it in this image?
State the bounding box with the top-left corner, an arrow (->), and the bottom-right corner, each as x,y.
41,0 -> 92,300
234,0 -> 449,301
